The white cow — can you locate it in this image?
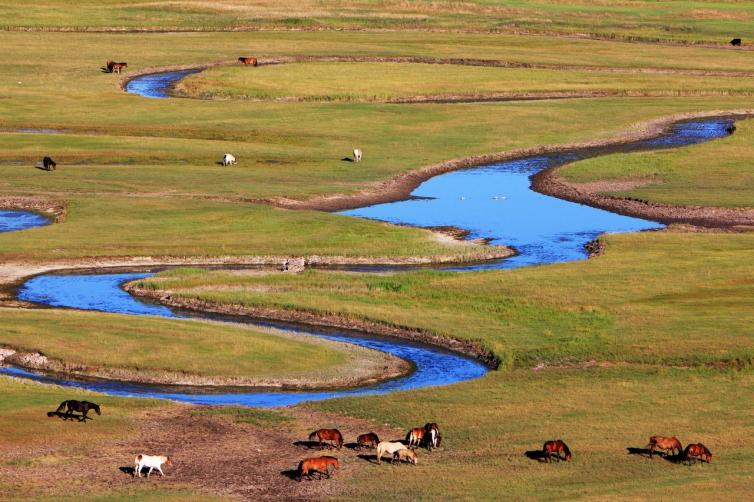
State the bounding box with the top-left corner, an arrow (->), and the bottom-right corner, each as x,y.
134,454 -> 172,478
353,148 -> 362,162
222,153 -> 236,166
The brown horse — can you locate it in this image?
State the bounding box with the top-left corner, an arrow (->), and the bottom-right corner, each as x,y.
406,427 -> 425,449
309,429 -> 343,449
54,400 -> 101,421
647,436 -> 682,458
425,423 -> 441,450
107,62 -> 127,74
356,432 -> 379,450
543,440 -> 572,462
238,57 -> 258,67
297,456 -> 338,481
684,443 -> 712,465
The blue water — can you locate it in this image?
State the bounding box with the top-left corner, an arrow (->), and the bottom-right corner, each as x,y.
125,70 -> 201,99
9,272 -> 487,407
0,210 -> 50,233
340,119 -> 734,270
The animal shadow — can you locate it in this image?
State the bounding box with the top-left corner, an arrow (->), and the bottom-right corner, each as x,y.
100,66 -> 111,73
35,165 -> 54,172
215,160 -> 225,166
344,442 -> 363,450
626,447 -> 683,463
46,411 -> 89,421
119,466 -> 136,476
341,157 -> 354,162
293,440 -> 331,450
524,450 -> 547,462
280,469 -> 299,481
357,453 -> 379,464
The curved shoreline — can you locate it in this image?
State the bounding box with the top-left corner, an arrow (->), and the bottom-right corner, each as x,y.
0,196 -> 66,223
125,283 -> 502,370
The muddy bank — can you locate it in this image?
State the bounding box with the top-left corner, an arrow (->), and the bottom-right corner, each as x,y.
0,335 -> 411,391
533,167 -> 754,230
272,109 -> 754,216
0,196 -> 66,222
126,284 -> 502,370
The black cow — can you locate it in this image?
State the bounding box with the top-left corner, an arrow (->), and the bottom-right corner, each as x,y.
731,38 -> 742,46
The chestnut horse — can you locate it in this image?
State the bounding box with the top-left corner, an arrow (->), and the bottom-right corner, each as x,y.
297,456 -> 338,481
309,429 -> 343,449
238,57 -> 258,67
647,436 -> 682,458
543,440 -> 572,462
406,427 -> 425,448
684,443 -> 712,465
356,432 -> 379,450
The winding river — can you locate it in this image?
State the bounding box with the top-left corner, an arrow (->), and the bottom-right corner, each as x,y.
0,69 -> 739,406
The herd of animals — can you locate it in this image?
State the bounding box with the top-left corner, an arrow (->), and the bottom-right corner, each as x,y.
47,399 -> 713,483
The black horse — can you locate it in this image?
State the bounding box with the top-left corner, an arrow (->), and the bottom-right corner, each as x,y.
42,156 -> 56,171
731,38 -> 742,47
53,400 -> 101,421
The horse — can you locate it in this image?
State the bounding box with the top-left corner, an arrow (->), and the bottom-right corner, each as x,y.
309,429 -> 343,449
54,400 -> 101,421
356,432 -> 380,450
542,440 -> 572,462
297,456 -> 338,481
353,148 -> 362,162
376,441 -> 408,464
395,448 -> 418,465
731,38 -> 742,46
647,436 -> 682,458
109,62 -> 127,74
406,427 -> 425,449
238,57 -> 258,67
684,443 -> 712,465
42,156 -> 56,171
424,423 -> 441,450
134,454 -> 172,478
222,153 -> 236,166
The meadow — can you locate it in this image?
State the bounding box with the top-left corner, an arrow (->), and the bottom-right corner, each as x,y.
1,2 -> 754,500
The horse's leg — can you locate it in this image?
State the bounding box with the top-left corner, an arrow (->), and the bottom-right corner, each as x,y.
147,466 -> 153,478
158,466 -> 164,476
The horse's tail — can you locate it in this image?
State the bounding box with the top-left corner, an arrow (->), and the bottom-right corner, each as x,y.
55,401 -> 68,413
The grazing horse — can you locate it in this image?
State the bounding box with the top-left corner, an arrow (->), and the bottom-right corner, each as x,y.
406,427 -> 425,449
424,423 -> 441,450
356,432 -> 380,450
395,448 -> 418,465
222,153 -> 236,166
54,400 -> 101,421
376,441 -> 408,464
731,38 -> 742,46
684,443 -> 712,465
42,156 -> 56,171
134,454 -> 172,478
353,148 -> 362,162
297,456 -> 338,481
238,57 -> 258,67
309,429 -> 344,449
543,440 -> 572,462
647,436 -> 682,458
108,62 -> 127,74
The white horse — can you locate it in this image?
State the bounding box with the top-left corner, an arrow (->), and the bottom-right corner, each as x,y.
353,148 -> 362,162
134,454 -> 172,478
222,153 -> 236,166
375,441 -> 407,464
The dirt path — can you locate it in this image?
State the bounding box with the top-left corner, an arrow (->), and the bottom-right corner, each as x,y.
0,404 -> 406,501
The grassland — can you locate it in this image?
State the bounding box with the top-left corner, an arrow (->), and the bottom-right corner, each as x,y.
2,1 -> 754,44
0,307 -> 404,386
558,116 -> 754,208
1,6 -> 754,501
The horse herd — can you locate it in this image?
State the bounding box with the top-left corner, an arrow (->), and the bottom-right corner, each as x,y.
45,399 -> 713,485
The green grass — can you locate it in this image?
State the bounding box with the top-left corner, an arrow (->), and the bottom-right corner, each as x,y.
3,1 -> 754,43
140,231 -> 754,369
0,308 -> 373,380
558,118 -> 754,208
177,62 -> 754,102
